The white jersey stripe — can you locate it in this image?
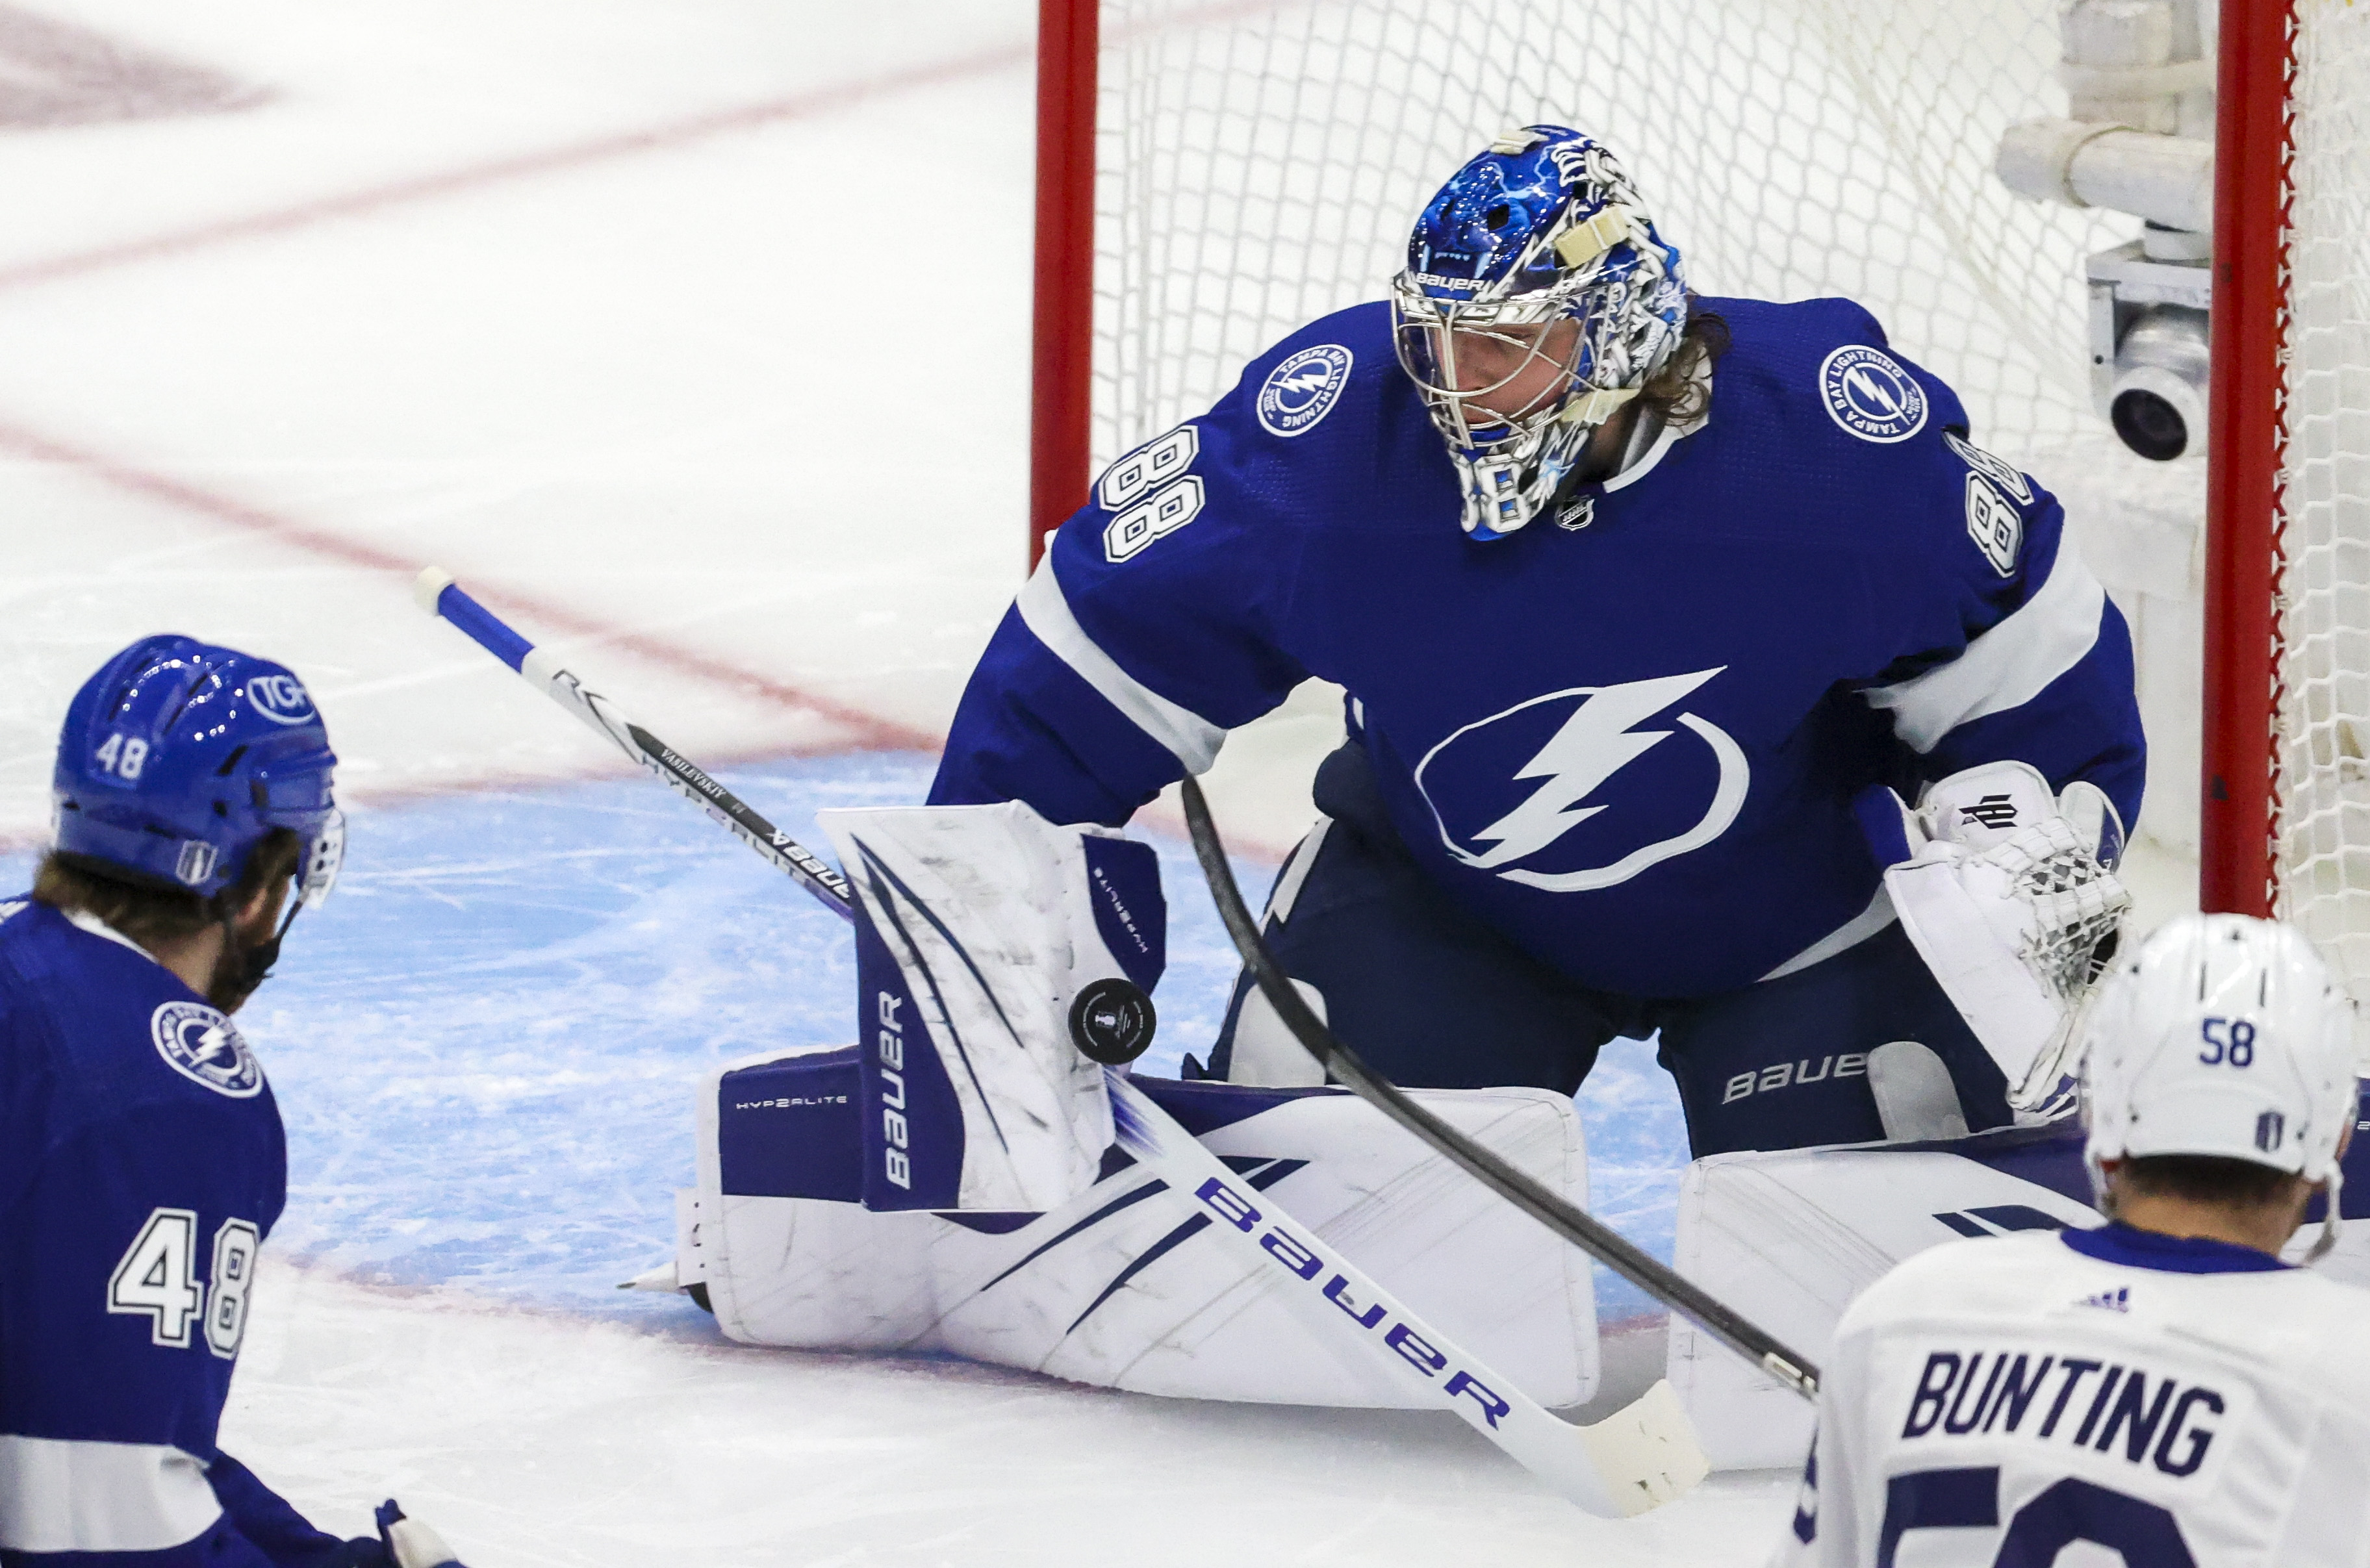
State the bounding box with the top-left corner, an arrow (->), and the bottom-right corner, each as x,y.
1863,539 -> 2108,754
0,1435 -> 220,1552
1759,882 -> 1898,983
1017,555 -> 1227,774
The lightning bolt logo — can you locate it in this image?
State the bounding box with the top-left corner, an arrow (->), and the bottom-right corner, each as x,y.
1258,345 -> 1353,437
1414,668 -> 1752,893
1463,668 -> 1720,868
1818,344 -> 1927,444
1843,365 -> 1900,418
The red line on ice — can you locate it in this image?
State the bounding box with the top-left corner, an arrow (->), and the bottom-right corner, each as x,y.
0,418 -> 936,754
0,37 -> 1034,294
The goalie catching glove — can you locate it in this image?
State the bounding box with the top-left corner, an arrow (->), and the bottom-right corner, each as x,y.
1855,761 -> 2129,1115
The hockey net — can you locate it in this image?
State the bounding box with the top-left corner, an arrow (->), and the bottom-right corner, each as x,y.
2276,1 -> 2370,993
1089,0 -> 2131,470
1069,0 -> 2370,998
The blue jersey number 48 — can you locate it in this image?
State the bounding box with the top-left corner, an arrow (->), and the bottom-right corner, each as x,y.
108,1207 -> 261,1358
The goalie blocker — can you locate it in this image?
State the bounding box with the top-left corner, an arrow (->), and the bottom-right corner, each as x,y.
665,802 -> 1605,1409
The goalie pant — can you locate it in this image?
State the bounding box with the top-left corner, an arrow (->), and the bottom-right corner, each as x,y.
677,1047 -> 1604,1410
1206,739 -> 2014,1156
1774,1226 -> 2370,1567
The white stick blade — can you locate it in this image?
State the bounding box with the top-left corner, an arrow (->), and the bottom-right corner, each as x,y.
1576,1378 -> 1712,1517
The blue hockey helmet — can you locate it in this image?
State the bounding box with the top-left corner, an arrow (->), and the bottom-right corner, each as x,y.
1390,127 -> 1690,540
52,635 -> 342,907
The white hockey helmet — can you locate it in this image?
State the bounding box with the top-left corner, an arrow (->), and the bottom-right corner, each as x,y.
2080,913 -> 2361,1252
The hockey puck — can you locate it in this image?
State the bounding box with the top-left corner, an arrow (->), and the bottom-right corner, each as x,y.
1067,977 -> 1156,1065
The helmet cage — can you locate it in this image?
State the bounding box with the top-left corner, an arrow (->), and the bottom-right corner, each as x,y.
1390,128 -> 1687,541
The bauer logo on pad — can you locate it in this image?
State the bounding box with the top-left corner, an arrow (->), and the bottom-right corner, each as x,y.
1817,344 -> 1926,444
1258,344 -> 1353,437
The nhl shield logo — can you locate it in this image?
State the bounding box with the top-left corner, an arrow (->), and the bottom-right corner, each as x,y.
1257,345 -> 1354,438
151,1000 -> 264,1098
1818,344 -> 1928,444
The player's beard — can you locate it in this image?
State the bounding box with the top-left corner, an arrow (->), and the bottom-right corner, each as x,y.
205,907 -> 289,1014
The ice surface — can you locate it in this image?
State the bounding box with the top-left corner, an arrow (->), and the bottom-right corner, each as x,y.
0,756 -> 1689,1326
0,756 -> 1712,1564
225,1265 -> 1792,1565
0,0 -> 2206,1557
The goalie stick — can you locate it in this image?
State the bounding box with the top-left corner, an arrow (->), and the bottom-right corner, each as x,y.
410,566 -> 1714,1513
1178,774 -> 1823,1404
1100,1067 -> 1705,1515
411,568 -> 852,917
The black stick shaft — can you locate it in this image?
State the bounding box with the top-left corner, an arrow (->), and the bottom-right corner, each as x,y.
1178,776 -> 1819,1402
622,723 -> 855,919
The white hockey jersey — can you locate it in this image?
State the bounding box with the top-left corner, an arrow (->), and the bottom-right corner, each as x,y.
1776,1222 -> 2370,1566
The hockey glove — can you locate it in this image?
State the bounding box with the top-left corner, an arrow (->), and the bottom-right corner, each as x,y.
1856,761 -> 2130,1116
374,1500 -> 466,1568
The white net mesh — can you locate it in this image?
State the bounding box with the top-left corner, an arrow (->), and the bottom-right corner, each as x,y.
1092,0 -> 2370,996
1092,0 -> 2140,472
2277,0 -> 2370,994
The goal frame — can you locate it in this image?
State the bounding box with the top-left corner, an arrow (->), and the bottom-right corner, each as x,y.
2200,0 -> 2293,920
1030,0 -> 2301,920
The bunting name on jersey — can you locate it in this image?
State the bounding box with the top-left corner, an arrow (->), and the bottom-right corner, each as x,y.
1902,1344 -> 2232,1479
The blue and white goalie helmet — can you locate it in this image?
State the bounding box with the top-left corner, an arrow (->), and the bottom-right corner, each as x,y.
2080,913 -> 2362,1257
1391,126 -> 1689,540
52,635 -> 343,909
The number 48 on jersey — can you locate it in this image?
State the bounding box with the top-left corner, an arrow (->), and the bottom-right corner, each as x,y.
108,1206 -> 261,1358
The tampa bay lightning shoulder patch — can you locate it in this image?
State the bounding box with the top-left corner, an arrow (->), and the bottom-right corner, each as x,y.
151,1000 -> 264,1098
1818,344 -> 1927,444
1257,345 -> 1353,437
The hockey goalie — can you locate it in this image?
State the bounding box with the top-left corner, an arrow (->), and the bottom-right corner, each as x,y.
654,121 -> 2168,1462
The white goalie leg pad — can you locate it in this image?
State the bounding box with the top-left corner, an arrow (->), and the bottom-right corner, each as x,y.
685,1056 -> 1599,1410
1859,761 -> 2130,1111
1663,1134 -> 2104,1470
819,802 -> 1164,1213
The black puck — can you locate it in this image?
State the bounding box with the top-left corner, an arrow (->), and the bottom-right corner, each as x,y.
1068,977 -> 1156,1065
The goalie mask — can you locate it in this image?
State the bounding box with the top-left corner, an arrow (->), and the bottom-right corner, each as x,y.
2080,913 -> 2362,1259
1390,126 -> 1689,541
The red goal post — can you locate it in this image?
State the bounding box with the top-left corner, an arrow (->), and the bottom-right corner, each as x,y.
2203,0 -> 2367,966
1030,0 -> 2370,991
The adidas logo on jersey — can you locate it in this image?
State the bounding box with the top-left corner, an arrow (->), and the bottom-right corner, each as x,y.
2079,1285 -> 2132,1313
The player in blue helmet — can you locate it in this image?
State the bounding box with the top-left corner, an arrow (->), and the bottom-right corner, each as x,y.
934,125 -> 2144,1158
45,634 -> 344,1012
1390,128 -> 1690,539
1,638 -> 464,1567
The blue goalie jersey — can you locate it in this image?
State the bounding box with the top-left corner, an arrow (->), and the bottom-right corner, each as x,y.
0,898 -> 351,1566
934,297 -> 2143,998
